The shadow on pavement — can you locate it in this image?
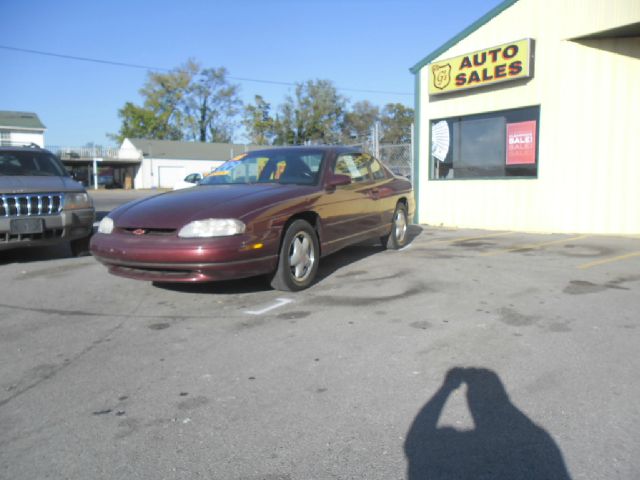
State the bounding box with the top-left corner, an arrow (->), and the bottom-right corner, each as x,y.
153,246 -> 384,295
156,225 -> 424,294
0,243 -> 74,265
405,367 -> 572,480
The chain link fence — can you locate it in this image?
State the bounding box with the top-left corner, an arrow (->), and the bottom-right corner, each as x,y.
378,143 -> 412,180
351,141 -> 413,181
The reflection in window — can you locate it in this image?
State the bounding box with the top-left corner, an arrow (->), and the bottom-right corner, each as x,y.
335,154 -> 369,182
200,151 -> 324,186
335,153 -> 387,183
431,106 -> 539,180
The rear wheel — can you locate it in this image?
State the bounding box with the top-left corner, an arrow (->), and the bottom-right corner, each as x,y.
381,203 -> 408,250
270,219 -> 319,291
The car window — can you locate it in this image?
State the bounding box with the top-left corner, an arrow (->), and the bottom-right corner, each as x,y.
200,151 -> 324,186
334,154 -> 371,183
370,157 -> 387,180
0,151 -> 67,176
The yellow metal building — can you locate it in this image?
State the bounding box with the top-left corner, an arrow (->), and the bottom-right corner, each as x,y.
411,0 -> 640,234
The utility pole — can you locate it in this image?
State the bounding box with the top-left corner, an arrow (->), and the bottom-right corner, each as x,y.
148,143 -> 154,189
92,145 -> 100,190
372,121 -> 381,159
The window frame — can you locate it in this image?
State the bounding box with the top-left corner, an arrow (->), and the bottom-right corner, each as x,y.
334,152 -> 389,185
429,105 -> 541,181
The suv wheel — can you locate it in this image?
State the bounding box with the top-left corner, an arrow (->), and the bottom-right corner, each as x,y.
70,236 -> 92,257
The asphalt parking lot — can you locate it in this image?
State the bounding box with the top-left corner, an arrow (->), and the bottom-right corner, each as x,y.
1,192 -> 639,479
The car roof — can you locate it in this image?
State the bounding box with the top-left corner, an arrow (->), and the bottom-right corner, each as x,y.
0,144 -> 50,153
247,145 -> 361,156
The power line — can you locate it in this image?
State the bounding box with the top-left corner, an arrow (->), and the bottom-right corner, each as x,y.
1,44 -> 167,71
1,44 -> 412,97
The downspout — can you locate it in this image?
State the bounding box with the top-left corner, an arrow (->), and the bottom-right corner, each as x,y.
412,70 -> 421,223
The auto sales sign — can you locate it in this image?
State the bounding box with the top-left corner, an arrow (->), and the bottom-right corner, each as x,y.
428,39 -> 534,95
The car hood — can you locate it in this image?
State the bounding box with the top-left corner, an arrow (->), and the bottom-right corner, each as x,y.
112,184 -> 315,229
0,175 -> 85,194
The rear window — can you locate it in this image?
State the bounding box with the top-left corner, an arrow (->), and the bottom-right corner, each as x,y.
0,151 -> 67,176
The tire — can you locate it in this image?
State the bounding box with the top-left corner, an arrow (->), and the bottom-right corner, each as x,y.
270,219 -> 320,291
381,203 -> 409,250
70,235 -> 92,257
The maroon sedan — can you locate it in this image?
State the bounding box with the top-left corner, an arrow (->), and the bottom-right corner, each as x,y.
91,146 -> 414,291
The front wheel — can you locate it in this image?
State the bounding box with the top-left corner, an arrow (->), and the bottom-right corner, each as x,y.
381,203 -> 409,250
270,220 -> 320,291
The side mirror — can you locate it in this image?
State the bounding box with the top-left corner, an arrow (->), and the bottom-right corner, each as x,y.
325,173 -> 352,190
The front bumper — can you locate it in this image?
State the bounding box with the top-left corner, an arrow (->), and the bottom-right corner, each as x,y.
90,231 -> 280,283
0,208 -> 95,251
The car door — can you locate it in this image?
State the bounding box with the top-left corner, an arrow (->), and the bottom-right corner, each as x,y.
367,155 -> 398,226
318,153 -> 379,250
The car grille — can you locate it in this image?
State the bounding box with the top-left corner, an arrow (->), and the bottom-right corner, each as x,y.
113,265 -> 194,278
1,193 -> 64,217
122,227 -> 176,236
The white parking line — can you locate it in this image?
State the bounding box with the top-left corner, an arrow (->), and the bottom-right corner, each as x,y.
245,298 -> 293,315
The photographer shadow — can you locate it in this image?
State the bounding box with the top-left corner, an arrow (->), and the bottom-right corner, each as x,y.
405,367 -> 571,480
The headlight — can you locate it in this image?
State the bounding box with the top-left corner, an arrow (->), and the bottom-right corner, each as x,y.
178,219 -> 245,238
64,192 -> 93,210
97,217 -> 114,234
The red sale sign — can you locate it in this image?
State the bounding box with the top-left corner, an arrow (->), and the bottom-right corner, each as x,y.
506,121 -> 537,165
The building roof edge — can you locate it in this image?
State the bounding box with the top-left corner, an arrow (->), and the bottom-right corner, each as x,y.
409,0 -> 520,74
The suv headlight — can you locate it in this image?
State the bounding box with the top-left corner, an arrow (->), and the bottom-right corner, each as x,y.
64,192 -> 93,210
178,219 -> 245,238
97,217 -> 114,234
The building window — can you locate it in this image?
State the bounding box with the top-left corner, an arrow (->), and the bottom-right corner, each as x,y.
430,106 -> 540,180
0,130 -> 10,146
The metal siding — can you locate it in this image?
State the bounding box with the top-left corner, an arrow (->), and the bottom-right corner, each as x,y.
416,0 -> 640,234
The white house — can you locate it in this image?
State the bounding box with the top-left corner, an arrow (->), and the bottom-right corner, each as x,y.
0,111 -> 46,147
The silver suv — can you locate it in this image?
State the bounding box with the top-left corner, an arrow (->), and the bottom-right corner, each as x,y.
0,145 -> 95,255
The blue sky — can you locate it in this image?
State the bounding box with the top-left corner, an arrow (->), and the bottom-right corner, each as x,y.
2,0 -> 503,146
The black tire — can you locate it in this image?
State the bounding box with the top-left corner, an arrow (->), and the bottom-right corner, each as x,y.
381,203 -> 409,250
70,235 -> 92,257
270,219 -> 320,291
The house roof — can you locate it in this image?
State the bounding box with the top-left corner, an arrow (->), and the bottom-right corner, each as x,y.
126,138 -> 262,161
0,111 -> 46,130
410,0 -> 520,74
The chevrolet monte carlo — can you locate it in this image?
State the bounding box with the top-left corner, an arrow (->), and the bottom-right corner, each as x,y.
90,146 -> 414,291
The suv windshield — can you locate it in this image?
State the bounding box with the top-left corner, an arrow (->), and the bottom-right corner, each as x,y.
0,151 -> 67,176
200,151 -> 324,186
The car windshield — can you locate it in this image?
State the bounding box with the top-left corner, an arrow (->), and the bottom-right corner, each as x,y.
199,151 -> 324,186
0,151 -> 67,176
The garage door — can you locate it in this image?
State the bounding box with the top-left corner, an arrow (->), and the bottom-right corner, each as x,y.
158,166 -> 184,188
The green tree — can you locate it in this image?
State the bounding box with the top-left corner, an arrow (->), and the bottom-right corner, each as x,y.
138,60 -> 198,139
186,67 -> 241,143
273,79 -> 346,145
380,103 -> 414,144
111,60 -> 241,144
242,95 -> 275,145
111,102 -> 182,143
341,100 -> 380,143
